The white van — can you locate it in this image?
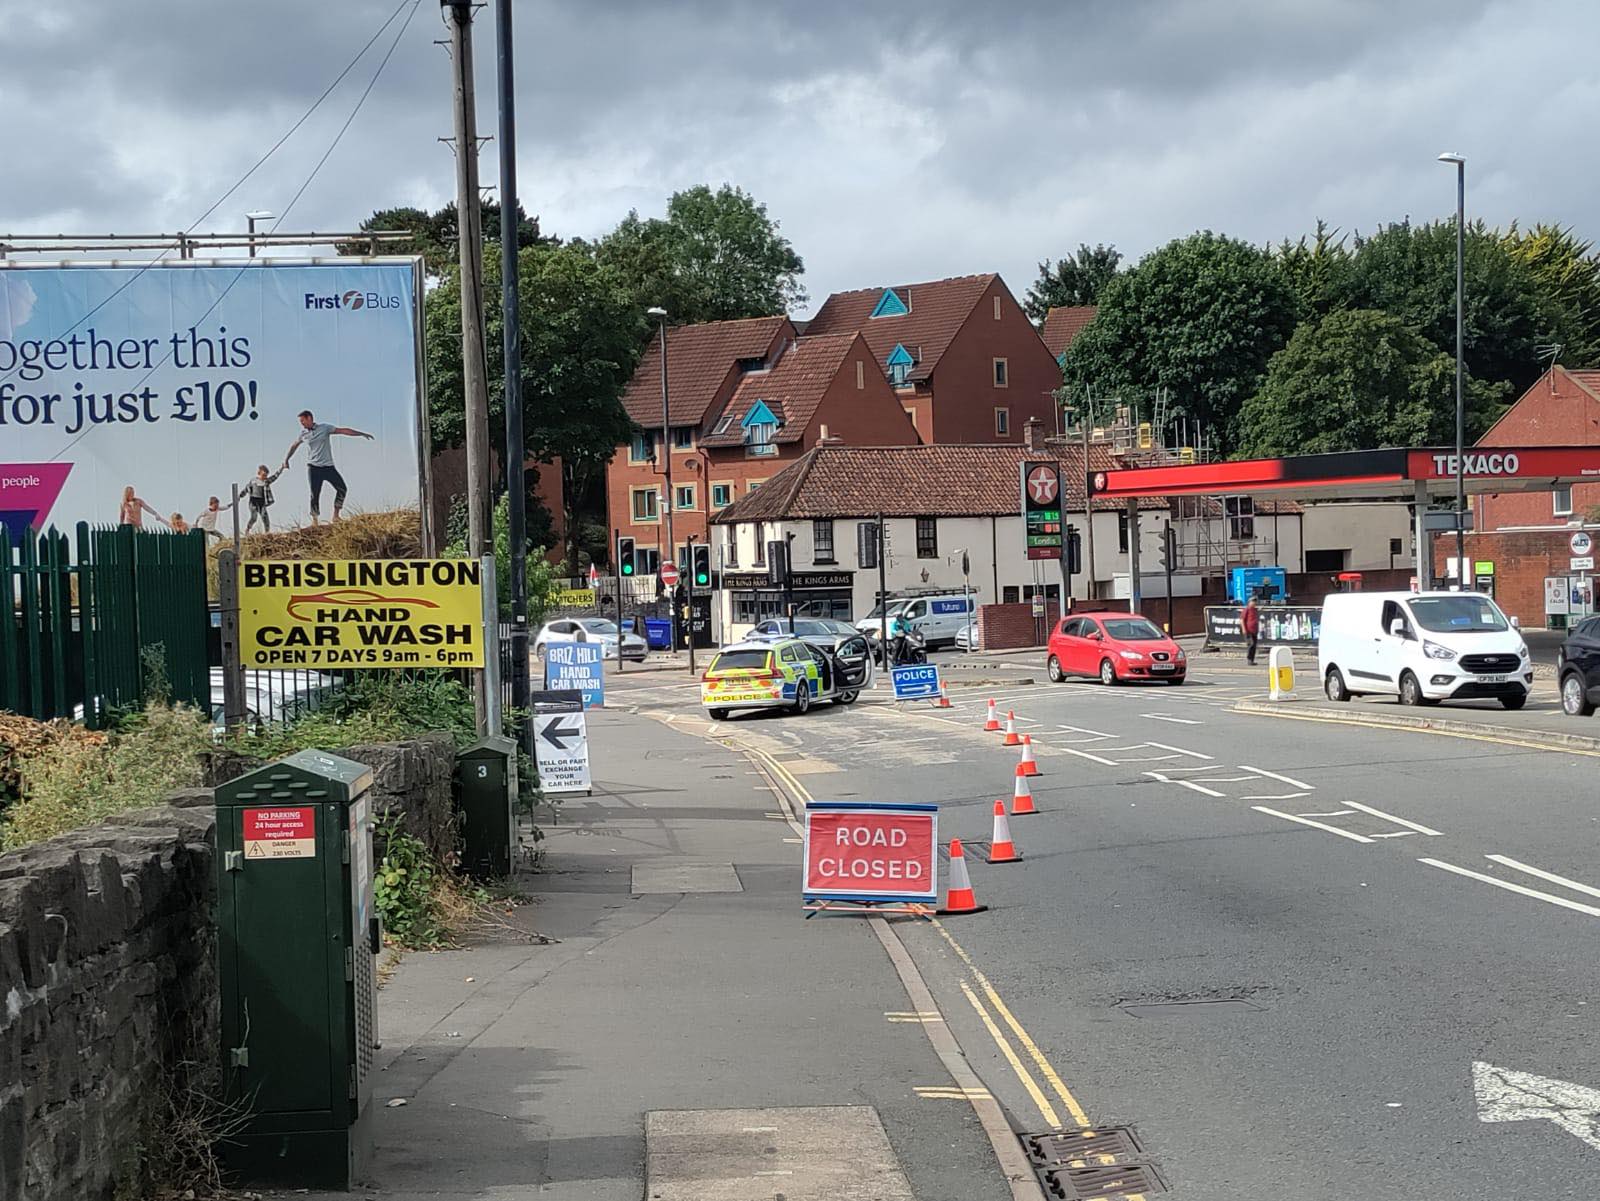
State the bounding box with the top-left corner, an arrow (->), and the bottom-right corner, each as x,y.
1318,590 -> 1532,709
898,594 -> 978,648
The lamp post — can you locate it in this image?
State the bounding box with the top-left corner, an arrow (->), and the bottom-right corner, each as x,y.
646,306 -> 676,646
245,210 -> 274,258
1438,151 -> 1466,588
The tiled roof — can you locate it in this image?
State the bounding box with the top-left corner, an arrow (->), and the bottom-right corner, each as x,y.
1039,306 -> 1097,358
713,443 -> 1161,523
1565,369 -> 1600,399
619,315 -> 789,428
803,274 -> 997,382
701,333 -> 861,447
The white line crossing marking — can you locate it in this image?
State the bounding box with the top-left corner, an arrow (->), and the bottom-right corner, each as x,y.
1147,742 -> 1215,760
1251,806 -> 1376,843
1054,746 -> 1120,766
1487,855 -> 1600,900
1345,801 -> 1443,837
1140,712 -> 1203,724
1237,765 -> 1312,789
1420,858 -> 1600,918
1240,791 -> 1311,801
1143,770 -> 1225,797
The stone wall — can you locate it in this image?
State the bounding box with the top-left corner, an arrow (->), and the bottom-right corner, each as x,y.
0,790 -> 217,1201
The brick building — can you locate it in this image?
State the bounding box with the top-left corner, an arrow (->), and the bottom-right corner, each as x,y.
605,317 -> 918,575
1435,366 -> 1600,626
802,273 -> 1060,445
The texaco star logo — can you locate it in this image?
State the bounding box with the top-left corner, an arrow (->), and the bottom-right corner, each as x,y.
1027,465 -> 1059,505
1092,471 -> 1108,493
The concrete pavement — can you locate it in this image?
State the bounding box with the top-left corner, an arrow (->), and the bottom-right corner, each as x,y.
300,706 -> 1025,1200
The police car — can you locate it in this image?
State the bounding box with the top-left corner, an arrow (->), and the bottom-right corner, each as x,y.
701,637 -> 866,720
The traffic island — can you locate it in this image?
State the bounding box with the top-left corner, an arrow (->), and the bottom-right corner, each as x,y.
1235,695 -> 1600,755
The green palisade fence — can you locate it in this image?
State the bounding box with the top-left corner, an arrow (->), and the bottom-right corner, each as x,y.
1,523 -> 209,728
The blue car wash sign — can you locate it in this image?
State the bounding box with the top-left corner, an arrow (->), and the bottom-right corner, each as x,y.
544,643 -> 604,707
890,663 -> 943,700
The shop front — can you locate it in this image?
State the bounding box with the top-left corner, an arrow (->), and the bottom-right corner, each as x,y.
721,570 -> 857,638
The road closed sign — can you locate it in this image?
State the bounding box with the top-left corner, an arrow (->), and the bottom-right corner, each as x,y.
531,689 -> 590,794
802,802 -> 938,904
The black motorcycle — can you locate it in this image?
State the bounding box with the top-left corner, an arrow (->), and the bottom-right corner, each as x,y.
874,626 -> 927,666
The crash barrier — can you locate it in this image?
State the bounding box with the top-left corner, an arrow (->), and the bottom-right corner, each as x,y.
1,523 -> 209,727
1203,604 -> 1323,650
1269,646 -> 1297,701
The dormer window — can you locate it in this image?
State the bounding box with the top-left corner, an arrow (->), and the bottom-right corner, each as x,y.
870,288 -> 909,318
741,399 -> 780,457
886,343 -> 914,387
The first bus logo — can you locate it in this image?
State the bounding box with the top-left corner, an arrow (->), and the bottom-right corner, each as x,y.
303,290 -> 404,311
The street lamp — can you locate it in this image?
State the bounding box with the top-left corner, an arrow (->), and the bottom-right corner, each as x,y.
646,306 -> 676,645
1438,152 -> 1466,588
245,210 -> 274,259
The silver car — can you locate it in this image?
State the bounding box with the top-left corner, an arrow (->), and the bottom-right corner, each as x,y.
534,617 -> 648,661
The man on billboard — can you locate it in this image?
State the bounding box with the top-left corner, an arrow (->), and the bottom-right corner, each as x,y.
283,409 -> 374,526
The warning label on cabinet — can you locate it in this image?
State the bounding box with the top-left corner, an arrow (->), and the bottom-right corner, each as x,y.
243,806 -> 317,859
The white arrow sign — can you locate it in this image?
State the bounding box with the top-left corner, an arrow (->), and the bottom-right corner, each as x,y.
1473,1060 -> 1600,1152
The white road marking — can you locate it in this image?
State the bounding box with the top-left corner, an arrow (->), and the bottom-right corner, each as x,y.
1487,855 -> 1600,900
1240,791 -> 1312,802
1252,806 -> 1375,843
1345,801 -> 1443,837
1147,742 -> 1215,759
1140,712 -> 1203,725
1237,765 -> 1312,789
1474,1060 -> 1600,1153
1419,858 -> 1600,918
1054,745 -> 1120,766
1143,770 -> 1225,797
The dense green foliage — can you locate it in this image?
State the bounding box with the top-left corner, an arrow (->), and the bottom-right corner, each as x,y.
1025,243 -> 1123,320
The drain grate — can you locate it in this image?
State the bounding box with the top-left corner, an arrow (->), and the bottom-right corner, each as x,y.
1022,1127 -> 1146,1167
1040,1162 -> 1168,1198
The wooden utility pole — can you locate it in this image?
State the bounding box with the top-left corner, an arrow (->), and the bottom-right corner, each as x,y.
445,0 -> 492,731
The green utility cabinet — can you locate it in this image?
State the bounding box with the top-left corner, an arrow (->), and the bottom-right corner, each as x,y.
456,734 -> 518,879
215,749 -> 378,1190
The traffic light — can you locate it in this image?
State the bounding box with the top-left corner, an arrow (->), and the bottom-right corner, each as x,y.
692,543 -> 711,588
766,540 -> 788,587
617,536 -> 636,577
1063,525 -> 1082,575
1160,525 -> 1176,572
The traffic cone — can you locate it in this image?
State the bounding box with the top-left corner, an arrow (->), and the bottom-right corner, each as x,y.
933,685 -> 954,709
1002,710 -> 1021,747
983,698 -> 1000,731
1015,735 -> 1041,778
1010,774 -> 1038,816
987,800 -> 1022,863
939,839 -> 987,915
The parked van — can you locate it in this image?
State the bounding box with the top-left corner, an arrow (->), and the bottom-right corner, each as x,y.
1318,590 -> 1531,709
898,594 -> 977,649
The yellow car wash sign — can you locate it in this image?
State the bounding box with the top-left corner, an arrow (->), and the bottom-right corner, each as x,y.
240,559 -> 485,669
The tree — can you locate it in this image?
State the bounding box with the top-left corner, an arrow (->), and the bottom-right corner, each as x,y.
1235,309 -> 1506,457
1025,243 -> 1123,321
1502,222 -> 1600,367
1059,232 -> 1300,452
427,241 -> 644,568
1272,220 -> 1353,319
590,184 -> 805,322
342,200 -> 552,278
1344,219 -> 1555,399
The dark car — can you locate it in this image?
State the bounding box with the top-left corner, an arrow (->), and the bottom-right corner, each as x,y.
1558,615 -> 1600,715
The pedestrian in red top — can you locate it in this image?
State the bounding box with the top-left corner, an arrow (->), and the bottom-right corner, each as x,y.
1243,593 -> 1262,665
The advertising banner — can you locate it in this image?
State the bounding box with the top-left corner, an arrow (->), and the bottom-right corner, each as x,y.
240,558 -> 484,668
802,802 -> 938,904
0,260 -> 422,541
544,642 -> 604,707
530,689 -> 590,794
1205,604 -> 1323,647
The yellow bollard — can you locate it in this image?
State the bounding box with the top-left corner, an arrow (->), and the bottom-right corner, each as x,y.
1268,645 -> 1297,701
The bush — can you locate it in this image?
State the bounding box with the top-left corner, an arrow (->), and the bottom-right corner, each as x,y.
1,703 -> 211,850
241,671 -> 478,759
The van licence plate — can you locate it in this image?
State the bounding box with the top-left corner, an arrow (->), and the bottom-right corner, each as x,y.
1475,674 -> 1507,684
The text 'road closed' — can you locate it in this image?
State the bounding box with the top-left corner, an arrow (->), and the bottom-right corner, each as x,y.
803,804 -> 938,903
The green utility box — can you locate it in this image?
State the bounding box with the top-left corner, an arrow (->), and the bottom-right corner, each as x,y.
215,749 -> 378,1190
456,734 -> 518,879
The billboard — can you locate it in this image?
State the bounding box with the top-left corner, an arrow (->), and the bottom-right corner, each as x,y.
0,260 -> 425,541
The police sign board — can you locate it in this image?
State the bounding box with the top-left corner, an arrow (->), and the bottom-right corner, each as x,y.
531,689 -> 590,794
802,802 -> 938,905
544,643 -> 604,707
890,663 -> 942,700
240,559 -> 484,668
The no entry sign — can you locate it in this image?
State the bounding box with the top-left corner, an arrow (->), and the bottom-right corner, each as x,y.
802,802 -> 938,904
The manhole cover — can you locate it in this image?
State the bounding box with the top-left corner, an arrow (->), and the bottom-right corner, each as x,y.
1119,998 -> 1262,1018
1022,1127 -> 1146,1167
1041,1162 -> 1167,1198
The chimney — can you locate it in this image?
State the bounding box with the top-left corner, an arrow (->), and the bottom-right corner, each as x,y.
1023,416 -> 1044,451
817,423 -> 843,445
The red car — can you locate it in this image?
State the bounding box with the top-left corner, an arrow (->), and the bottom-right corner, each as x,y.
1046,612 -> 1187,686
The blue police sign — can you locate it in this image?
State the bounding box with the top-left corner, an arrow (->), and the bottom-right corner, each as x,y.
544,643 -> 605,707
890,663 -> 942,701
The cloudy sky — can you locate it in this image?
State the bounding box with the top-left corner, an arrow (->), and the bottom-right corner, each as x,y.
3,0 -> 1595,316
